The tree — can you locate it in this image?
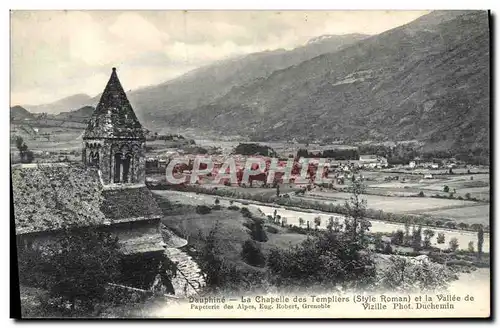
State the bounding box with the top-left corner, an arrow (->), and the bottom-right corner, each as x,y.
477,224 -> 484,258
344,180 -> 370,243
332,217 -> 342,232
411,226 -> 423,251
248,218 -> 268,242
15,136 -> 33,163
391,230 -> 404,245
266,229 -> 376,289
241,240 -> 266,267
214,198 -> 220,205
443,185 -> 450,193
298,217 -> 304,226
198,221 -> 225,287
327,217 -> 334,232
276,185 -> 280,197
275,215 -> 281,225
418,191 -> 425,197
465,193 -> 471,200
314,216 -> 321,229
449,237 -> 459,252
445,221 -> 456,230
468,241 -> 475,253
378,256 -> 457,292
403,219 -> 411,245
458,222 -> 468,230
437,232 -> 445,244
423,229 -> 435,249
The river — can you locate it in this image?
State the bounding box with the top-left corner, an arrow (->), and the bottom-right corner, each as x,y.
152,190 -> 490,253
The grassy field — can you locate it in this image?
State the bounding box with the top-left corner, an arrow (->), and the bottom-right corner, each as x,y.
159,204 -> 308,270
362,170 -> 490,201
420,205 -> 490,225
307,191 -> 480,212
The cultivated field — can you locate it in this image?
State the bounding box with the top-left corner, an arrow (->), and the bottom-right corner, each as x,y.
304,191 -> 489,226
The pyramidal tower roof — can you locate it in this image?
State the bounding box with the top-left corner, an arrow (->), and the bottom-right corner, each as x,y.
84,68 -> 145,140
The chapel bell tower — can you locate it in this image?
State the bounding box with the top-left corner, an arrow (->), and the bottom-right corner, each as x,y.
82,67 -> 146,185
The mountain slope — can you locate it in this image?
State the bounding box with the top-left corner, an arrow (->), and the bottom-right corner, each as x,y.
23,94 -> 93,114
164,11 -> 489,152
10,105 -> 34,121
126,33 -> 369,119
53,105 -> 95,123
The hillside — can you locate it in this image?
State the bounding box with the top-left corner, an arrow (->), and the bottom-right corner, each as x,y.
125,33 -> 369,120
52,105 -> 95,123
159,11 -> 490,153
11,105 -> 34,121
24,93 -> 93,114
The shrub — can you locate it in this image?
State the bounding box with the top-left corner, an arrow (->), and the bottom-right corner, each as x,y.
266,225 -> 279,234
240,207 -> 252,218
212,204 -> 221,210
383,243 -> 393,254
443,185 -> 450,193
468,241 -> 475,253
449,238 -> 459,252
248,218 -> 268,242
241,240 -> 266,267
437,232 -> 445,244
423,229 -> 435,249
267,231 -> 376,289
228,205 -> 240,211
196,205 -> 212,215
377,255 -> 457,292
391,230 -> 405,245
418,191 -> 425,197
314,216 -> 322,229
17,227 -> 121,312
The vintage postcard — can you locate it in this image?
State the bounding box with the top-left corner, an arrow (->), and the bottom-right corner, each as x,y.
10,10 -> 490,319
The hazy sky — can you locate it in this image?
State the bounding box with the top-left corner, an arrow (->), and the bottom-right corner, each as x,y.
11,10 -> 429,106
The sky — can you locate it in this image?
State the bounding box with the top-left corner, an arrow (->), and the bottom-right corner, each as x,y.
10,10 -> 429,106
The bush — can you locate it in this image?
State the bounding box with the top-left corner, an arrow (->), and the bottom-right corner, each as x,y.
437,232 -> 445,244
241,240 -> 266,267
418,191 -> 425,197
391,230 -> 405,245
228,205 -> 240,211
267,231 -> 376,289
240,207 -> 252,218
377,256 -> 457,292
247,218 -> 268,242
468,241 -> 475,253
383,243 -> 393,254
449,238 -> 459,252
266,225 -> 279,234
17,228 -> 121,312
196,205 -> 212,215
212,205 -> 221,210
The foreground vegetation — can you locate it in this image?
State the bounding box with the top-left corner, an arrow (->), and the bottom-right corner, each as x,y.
17,182 -> 488,317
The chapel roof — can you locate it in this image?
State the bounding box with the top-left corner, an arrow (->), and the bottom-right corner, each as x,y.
12,164 -> 161,235
83,68 -> 145,140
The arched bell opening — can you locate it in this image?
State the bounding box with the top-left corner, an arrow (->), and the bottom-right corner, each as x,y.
114,152 -> 134,183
